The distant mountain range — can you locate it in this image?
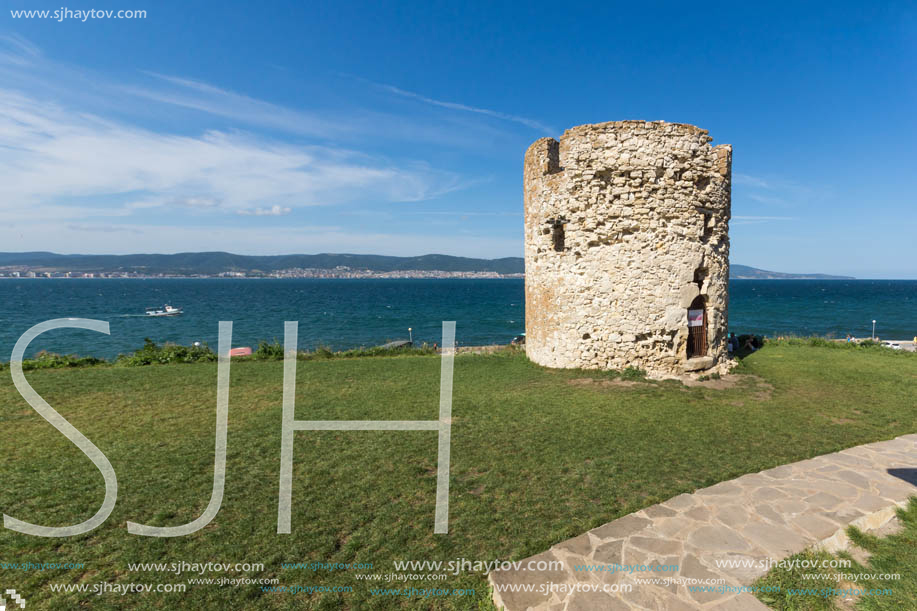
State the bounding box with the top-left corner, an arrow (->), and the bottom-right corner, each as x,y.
730,264 -> 854,280
0,251 -> 524,275
0,252 -> 854,279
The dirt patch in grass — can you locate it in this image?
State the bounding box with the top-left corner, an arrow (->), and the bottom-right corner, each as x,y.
754,384 -> 774,401
455,345 -> 513,355
681,373 -> 773,395
680,373 -> 744,389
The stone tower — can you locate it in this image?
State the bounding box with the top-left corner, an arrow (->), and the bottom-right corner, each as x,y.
524,121 -> 732,376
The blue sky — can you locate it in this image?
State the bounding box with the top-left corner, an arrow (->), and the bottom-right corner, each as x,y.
1,1 -> 914,277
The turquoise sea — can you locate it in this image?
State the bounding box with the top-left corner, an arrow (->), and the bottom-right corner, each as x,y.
0,279 -> 915,360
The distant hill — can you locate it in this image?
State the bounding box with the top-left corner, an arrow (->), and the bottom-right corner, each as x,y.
0,253 -> 854,279
0,252 -> 525,275
730,264 -> 854,280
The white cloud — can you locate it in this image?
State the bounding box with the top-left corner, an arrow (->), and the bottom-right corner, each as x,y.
0,33 -> 41,66
67,223 -> 143,234
0,203 -> 132,222
237,205 -> 292,216
734,173 -> 826,204
119,72 -> 345,138
732,215 -> 797,225
118,72 -> 505,149
374,82 -> 555,133
0,33 -> 41,56
733,173 -> 771,188
0,90 -> 463,218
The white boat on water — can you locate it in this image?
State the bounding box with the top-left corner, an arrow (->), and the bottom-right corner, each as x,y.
145,304 -> 182,317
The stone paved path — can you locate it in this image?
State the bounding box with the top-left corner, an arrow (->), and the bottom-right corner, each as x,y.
489,434 -> 917,610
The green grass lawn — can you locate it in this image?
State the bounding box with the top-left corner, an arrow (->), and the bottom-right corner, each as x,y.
1,344 -> 915,609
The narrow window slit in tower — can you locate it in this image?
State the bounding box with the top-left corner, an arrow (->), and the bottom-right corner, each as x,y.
695,207 -> 714,242
550,220 -> 565,252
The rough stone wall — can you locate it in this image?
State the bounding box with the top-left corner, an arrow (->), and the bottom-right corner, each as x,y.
524,120 -> 732,376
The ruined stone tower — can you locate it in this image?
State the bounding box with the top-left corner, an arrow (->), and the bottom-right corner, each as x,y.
524,121 -> 732,376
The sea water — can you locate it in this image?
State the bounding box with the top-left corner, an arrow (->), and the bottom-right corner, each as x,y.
0,279 -> 914,360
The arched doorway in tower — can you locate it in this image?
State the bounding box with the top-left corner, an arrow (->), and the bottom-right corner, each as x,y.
686,296 -> 707,358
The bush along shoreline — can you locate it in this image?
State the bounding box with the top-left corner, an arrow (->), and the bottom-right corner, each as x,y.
0,337 -> 441,371
0,334 -> 911,372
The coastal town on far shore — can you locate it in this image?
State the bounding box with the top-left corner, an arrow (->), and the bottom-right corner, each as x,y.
0,266 -> 525,279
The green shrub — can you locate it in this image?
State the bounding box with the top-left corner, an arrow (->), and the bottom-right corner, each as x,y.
116,338 -> 217,366
16,351 -> 108,371
253,339 -> 285,360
